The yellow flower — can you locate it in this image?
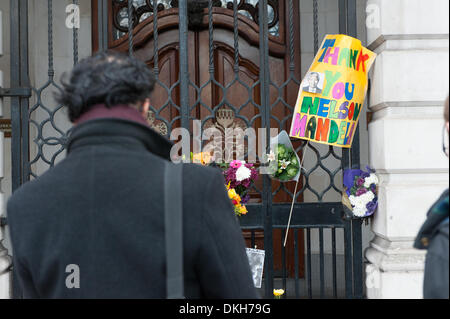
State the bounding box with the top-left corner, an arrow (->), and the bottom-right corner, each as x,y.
192,152 -> 213,165
228,188 -> 238,199
239,205 -> 248,215
273,289 -> 285,298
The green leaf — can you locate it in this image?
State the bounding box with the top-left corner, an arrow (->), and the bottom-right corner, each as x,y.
276,144 -> 287,156
287,166 -> 299,177
290,156 -> 298,166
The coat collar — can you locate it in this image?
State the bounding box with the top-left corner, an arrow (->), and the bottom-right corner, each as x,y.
67,117 -> 173,160
75,104 -> 150,127
414,189 -> 449,249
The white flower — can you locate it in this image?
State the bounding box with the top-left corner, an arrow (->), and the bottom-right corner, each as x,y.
353,206 -> 367,217
236,166 -> 251,182
349,191 -> 375,217
267,151 -> 276,162
364,173 -> 379,188
349,195 -> 363,208
279,159 -> 290,170
361,190 -> 375,203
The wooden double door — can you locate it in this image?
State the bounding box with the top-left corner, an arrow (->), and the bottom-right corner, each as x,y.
93,0 -> 304,277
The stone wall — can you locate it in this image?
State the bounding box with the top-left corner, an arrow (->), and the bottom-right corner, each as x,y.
365,0 -> 449,299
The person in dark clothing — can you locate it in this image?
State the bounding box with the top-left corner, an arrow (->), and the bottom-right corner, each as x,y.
414,96 -> 449,299
7,51 -> 258,299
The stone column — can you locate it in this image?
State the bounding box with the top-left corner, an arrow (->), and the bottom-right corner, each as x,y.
365,0 -> 449,298
0,8 -> 12,299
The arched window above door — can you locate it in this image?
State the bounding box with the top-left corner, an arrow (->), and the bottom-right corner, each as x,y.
111,0 -> 280,41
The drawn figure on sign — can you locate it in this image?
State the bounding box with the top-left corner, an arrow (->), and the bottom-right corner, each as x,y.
302,71 -> 324,94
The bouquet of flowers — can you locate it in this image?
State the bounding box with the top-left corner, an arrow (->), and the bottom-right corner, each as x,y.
342,166 -> 379,218
191,153 -> 258,217
266,131 -> 301,182
226,182 -> 248,217
222,160 -> 259,205
267,144 -> 300,182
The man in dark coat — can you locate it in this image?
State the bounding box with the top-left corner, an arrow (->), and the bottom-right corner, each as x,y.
414,96 -> 449,299
7,51 -> 258,299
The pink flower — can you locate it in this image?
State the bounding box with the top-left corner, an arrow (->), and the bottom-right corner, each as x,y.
230,160 -> 242,169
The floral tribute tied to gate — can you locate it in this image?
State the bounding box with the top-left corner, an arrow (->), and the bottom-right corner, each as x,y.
342,167 -> 379,218
289,34 -> 376,148
191,153 -> 259,217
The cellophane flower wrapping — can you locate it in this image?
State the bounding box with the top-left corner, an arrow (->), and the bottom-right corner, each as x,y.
267,131 -> 301,182
342,166 -> 379,218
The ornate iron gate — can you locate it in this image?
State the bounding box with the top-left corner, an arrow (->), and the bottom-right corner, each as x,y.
3,0 -> 364,299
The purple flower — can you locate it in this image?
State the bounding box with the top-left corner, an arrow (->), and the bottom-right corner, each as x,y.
356,177 -> 365,187
250,168 -> 259,181
356,187 -> 368,196
366,199 -> 378,216
241,194 -> 251,204
370,184 -> 377,193
366,166 -> 376,174
343,169 -> 363,196
225,168 -> 236,180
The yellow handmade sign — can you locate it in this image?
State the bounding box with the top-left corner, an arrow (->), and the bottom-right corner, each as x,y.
289,34 -> 376,148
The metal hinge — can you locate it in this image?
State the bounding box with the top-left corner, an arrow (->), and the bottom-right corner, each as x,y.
0,87 -> 32,98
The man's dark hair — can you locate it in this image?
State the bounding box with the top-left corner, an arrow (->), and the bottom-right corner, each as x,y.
56,51 -> 155,122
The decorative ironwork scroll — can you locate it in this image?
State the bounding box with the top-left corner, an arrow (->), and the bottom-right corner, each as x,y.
112,0 -> 280,39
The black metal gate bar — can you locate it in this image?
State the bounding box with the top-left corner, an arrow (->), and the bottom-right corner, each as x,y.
332,227 -> 337,298
319,227 -> 325,298
73,0 -> 79,65
178,0 -> 190,132
9,0 -> 30,300
258,0 -> 274,299
19,0 -> 30,187
128,0 -> 134,56
96,0 -> 109,52
152,0 -> 159,78
306,228 -> 312,298
338,0 -> 364,299
344,221 -> 353,298
9,0 -> 23,192
293,229 -> 299,296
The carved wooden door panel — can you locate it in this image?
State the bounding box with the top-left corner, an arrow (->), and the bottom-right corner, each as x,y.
93,0 -> 304,278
